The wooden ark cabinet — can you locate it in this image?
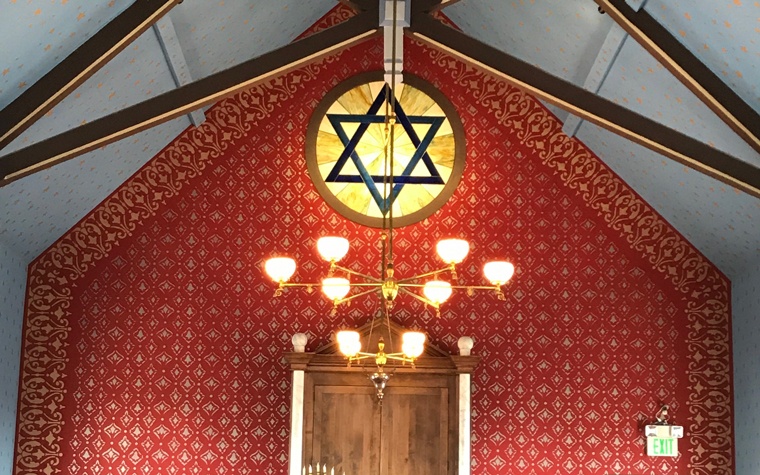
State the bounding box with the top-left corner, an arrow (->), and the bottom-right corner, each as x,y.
285,318 -> 479,475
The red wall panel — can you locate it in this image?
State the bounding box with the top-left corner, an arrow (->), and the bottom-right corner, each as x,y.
14,6 -> 732,475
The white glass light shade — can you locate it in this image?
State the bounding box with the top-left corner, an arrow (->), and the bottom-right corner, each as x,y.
436,238 -> 470,264
264,257 -> 296,282
317,236 -> 349,262
483,261 -> 515,285
337,330 -> 362,357
321,277 -> 351,301
402,331 -> 426,358
423,280 -> 453,305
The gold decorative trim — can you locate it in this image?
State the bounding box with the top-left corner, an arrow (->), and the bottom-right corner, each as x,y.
12,12 -> 346,474
415,41 -> 732,475
13,8 -> 732,474
305,71 -> 466,227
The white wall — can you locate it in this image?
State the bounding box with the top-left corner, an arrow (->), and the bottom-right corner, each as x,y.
733,265 -> 760,475
0,240 -> 26,474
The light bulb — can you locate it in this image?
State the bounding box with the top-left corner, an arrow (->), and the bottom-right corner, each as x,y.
317,236 -> 349,262
423,280 -> 452,305
402,331 -> 426,358
337,330 -> 361,357
263,257 -> 296,282
436,239 -> 470,264
483,261 -> 515,285
321,277 -> 350,301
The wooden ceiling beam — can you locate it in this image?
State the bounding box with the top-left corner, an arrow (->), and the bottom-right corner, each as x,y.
594,0 -> 760,155
0,7 -> 380,186
408,7 -> 760,198
430,0 -> 464,13
0,0 -> 182,152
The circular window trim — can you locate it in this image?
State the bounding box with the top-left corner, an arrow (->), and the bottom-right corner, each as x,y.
305,71 -> 466,228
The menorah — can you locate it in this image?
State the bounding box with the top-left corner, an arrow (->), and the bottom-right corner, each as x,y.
303,463 -> 344,475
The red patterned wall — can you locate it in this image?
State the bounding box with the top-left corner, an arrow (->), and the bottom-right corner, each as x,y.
14,7 -> 732,475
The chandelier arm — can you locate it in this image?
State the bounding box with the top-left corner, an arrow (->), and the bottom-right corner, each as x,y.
396,265 -> 456,283
385,353 -> 415,364
397,286 -> 439,308
331,264 -> 384,283
346,352 -> 378,366
334,286 -> 382,306
278,282 -> 323,289
448,284 -> 502,291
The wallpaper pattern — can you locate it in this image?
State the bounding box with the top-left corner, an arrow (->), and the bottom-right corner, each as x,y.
0,241 -> 26,475
13,6 -> 733,475
733,265 -> 760,475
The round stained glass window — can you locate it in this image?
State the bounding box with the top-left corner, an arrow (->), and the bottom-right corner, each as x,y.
306,72 -> 465,228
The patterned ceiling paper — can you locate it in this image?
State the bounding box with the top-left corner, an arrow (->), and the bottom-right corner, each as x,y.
594,35 -> 760,168
13,8 -> 732,475
167,0 -> 335,81
731,265 -> 760,475
644,0 -> 760,114
0,0 -> 135,110
0,26 -> 179,155
0,241 -> 26,475
443,0 -> 615,124
445,0 -> 614,86
0,116 -> 190,260
448,0 -> 760,169
576,119 -> 760,279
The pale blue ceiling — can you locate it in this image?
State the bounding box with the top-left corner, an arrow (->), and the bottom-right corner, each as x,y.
0,0 -> 336,260
0,0 -> 758,279
446,0 -> 760,278
0,0 -> 136,111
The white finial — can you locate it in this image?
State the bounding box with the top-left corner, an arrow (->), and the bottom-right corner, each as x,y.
292,333 -> 308,353
458,336 -> 474,356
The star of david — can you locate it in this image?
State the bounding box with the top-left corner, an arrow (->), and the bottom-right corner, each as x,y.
324,84 -> 446,215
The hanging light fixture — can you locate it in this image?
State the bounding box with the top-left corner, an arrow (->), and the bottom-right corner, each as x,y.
263,235 -> 514,317
264,0 -> 515,393
263,0 -> 515,318
334,328 -> 426,400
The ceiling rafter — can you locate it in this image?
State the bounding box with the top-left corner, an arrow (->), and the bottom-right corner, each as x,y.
407,4 -> 760,198
594,0 -> 760,155
429,0 -> 463,13
0,0 -> 182,152
0,5 -> 380,187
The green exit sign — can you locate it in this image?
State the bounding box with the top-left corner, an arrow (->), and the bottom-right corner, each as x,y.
647,437 -> 678,457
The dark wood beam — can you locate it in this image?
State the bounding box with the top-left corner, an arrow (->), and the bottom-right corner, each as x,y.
408,8 -> 760,198
0,8 -> 380,186
430,0 -> 464,13
0,0 -> 182,151
594,0 -> 760,155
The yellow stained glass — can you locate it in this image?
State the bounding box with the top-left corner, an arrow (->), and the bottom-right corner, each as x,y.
307,75 -> 465,228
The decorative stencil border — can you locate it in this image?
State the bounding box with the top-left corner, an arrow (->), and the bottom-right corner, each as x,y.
407,43 -> 732,475
13,6 -> 732,475
11,20 -> 347,475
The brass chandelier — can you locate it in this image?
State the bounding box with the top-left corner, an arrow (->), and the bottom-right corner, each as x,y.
263,236 -> 514,319
263,0 -> 514,377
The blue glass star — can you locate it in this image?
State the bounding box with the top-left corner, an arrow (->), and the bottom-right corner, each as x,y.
325,84 -> 446,215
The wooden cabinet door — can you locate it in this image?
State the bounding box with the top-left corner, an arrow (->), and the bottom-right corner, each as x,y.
380,386 -> 451,475
304,373 -> 383,474
303,372 -> 456,475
